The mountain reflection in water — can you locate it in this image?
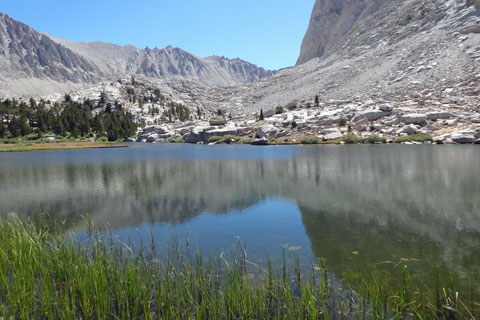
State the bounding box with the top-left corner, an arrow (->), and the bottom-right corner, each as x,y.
0,144 -> 479,277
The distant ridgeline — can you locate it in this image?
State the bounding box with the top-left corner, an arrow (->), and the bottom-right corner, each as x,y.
0,95 -> 137,141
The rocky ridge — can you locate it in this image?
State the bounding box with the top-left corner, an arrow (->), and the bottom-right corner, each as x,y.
0,12 -> 275,96
46,73 -> 479,145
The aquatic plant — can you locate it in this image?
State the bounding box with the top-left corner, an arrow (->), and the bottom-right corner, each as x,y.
0,217 -> 478,319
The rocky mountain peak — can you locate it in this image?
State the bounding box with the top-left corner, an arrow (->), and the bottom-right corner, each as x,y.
297,0 -> 480,65
0,12 -> 275,96
0,12 -> 101,90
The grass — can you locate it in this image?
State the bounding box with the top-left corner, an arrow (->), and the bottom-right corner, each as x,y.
394,134 -> 433,143
300,137 -> 319,144
342,134 -> 362,144
365,135 -> 387,144
0,216 -> 478,319
207,135 -> 246,144
0,141 -> 126,152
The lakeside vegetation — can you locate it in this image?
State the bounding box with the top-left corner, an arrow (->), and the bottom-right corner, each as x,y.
0,95 -> 137,142
0,217 -> 478,319
0,141 -> 126,152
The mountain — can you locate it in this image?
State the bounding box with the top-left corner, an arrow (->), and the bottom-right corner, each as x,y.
0,12 -> 103,96
199,0 -> 480,114
297,0 -> 480,65
51,37 -> 275,86
0,12 -> 275,96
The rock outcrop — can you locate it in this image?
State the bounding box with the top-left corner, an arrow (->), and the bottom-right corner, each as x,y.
297,0 -> 480,65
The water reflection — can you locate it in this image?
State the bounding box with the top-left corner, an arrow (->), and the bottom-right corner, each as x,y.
0,144 -> 479,276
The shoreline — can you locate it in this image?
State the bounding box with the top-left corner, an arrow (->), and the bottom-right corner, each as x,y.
0,141 -> 128,152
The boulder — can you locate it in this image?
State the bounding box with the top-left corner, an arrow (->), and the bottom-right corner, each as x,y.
452,133 -> 476,144
351,109 -> 390,122
204,127 -> 241,140
323,127 -> 341,135
209,118 -> 227,126
379,104 -> 394,112
354,118 -> 369,127
286,101 -> 299,110
184,125 -> 212,143
384,118 -> 401,126
475,139 -> 480,145
263,109 -> 275,118
256,124 -> 277,138
447,119 -> 458,126
324,132 -> 343,140
251,137 -> 269,145
426,111 -> 452,120
141,125 -> 169,135
400,124 -> 417,135
402,113 -> 427,124
146,134 -> 161,143
433,135 -> 448,144
274,131 -> 288,138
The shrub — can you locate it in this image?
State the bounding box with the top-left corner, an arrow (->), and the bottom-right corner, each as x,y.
342,134 -> 362,144
208,136 -> 223,143
25,133 -> 40,141
207,135 -> 241,144
174,138 -> 185,143
97,137 -> 108,142
301,137 -> 318,144
394,134 -> 432,143
337,117 -> 347,127
365,135 -> 386,144
239,138 -> 254,144
223,135 -> 240,142
275,106 -> 285,114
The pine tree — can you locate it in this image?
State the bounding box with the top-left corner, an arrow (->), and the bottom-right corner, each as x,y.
315,95 -> 320,107
19,115 -> 31,136
259,109 -> 264,121
0,122 -> 5,138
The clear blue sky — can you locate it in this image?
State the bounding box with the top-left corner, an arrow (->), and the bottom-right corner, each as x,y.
1,0 -> 315,70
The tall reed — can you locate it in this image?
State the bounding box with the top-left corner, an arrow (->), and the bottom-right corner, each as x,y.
0,217 -> 478,319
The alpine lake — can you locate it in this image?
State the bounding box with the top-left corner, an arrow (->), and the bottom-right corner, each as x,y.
1,143 -> 480,302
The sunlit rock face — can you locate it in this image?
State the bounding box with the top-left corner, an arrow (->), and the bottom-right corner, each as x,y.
297,0 -> 480,65
0,12 -> 275,97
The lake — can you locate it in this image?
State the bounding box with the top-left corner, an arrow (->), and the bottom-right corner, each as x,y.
1,143 -> 479,283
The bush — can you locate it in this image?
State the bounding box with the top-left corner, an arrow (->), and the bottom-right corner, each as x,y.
275,106 -> 285,114
342,134 -> 362,144
223,135 -> 240,142
337,117 -> 347,127
301,137 -> 318,144
239,138 -> 254,144
394,134 -> 432,143
25,133 -> 40,141
365,135 -> 386,144
208,135 -> 241,144
208,136 -> 223,143
174,138 -> 185,143
97,137 -> 108,142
